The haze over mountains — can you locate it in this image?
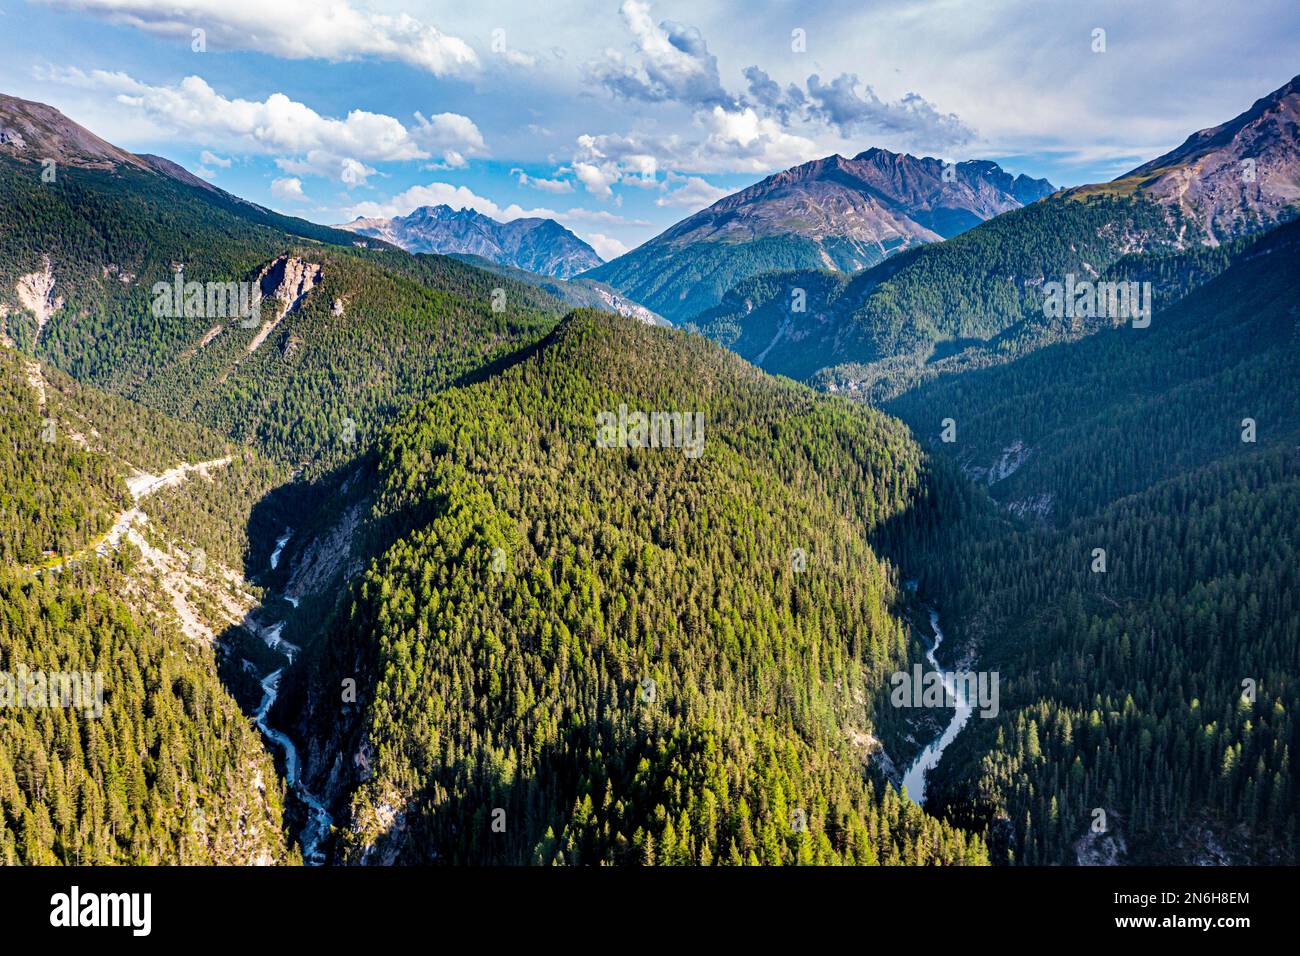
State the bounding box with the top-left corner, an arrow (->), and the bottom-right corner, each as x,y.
337,205 -> 604,279
583,149 -> 1055,322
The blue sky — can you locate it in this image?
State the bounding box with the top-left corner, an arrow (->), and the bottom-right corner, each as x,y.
1,0 -> 1296,259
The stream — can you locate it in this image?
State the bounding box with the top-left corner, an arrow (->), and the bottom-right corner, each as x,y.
249,525 -> 335,864
900,609 -> 974,805
254,669 -> 333,864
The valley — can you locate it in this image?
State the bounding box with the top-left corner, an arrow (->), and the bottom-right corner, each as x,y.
0,60 -> 1296,873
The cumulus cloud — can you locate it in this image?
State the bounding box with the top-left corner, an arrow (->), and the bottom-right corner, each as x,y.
277,152 -> 377,186
270,176 -> 307,202
738,65 -> 975,151
199,149 -> 231,168
572,160 -> 619,199
35,0 -> 480,77
804,73 -> 975,148
656,173 -> 729,209
347,183 -> 546,224
742,66 -> 805,124
44,67 -> 486,181
424,151 -> 467,171
511,168 -> 574,194
563,132 -> 662,199
567,112 -> 818,186
588,0 -> 732,107
584,232 -> 630,260
694,106 -> 820,172
582,1 -> 970,170
412,111 -> 487,159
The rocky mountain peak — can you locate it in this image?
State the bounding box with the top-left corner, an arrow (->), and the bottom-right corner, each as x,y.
0,93 -> 149,171
1113,74 -> 1300,243
335,206 -> 602,279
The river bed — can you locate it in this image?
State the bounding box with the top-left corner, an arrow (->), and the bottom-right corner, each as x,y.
900,608 -> 974,805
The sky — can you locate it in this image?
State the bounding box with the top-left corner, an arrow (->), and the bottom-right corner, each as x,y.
1,0 -> 1296,259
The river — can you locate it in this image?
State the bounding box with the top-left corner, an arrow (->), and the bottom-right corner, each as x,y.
900,608 -> 974,805
250,525 -> 334,864
254,669 -> 332,864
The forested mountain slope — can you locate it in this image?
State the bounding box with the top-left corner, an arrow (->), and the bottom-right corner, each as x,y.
0,348 -> 291,864
896,216 -> 1300,864
291,310 -> 988,866
0,151 -> 569,474
927,445 -> 1299,864
690,192 -> 1207,392
886,217 -> 1300,525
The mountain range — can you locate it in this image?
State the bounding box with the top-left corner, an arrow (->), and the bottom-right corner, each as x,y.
581,150 -> 1055,322
337,204 -> 604,279
0,70 -> 1297,871
684,75 -> 1300,394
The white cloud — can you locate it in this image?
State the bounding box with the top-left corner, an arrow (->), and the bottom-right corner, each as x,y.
588,0 -> 731,107
511,168 -> 574,194
572,160 -> 619,199
584,232 -> 630,260
412,111 -> 487,159
44,67 -> 485,181
347,182 -> 553,223
804,74 -> 974,148
276,151 -> 378,186
564,134 -> 665,199
693,106 -> 819,172
656,174 -> 729,209
270,176 -> 307,201
566,109 -> 818,188
35,0 -> 480,77
199,149 -> 231,168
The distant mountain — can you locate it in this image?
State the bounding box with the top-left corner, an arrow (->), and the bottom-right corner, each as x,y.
689,75 -> 1300,393
337,205 -> 603,279
582,149 -> 1054,323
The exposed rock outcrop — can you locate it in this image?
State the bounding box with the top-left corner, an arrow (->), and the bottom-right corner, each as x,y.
15,256 -> 61,342
246,256 -> 323,355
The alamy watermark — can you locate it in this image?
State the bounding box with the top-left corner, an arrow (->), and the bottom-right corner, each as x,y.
596,404 -> 704,458
151,271 -> 261,326
890,664 -> 1000,718
1,665 -> 103,718
1043,274 -> 1151,327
